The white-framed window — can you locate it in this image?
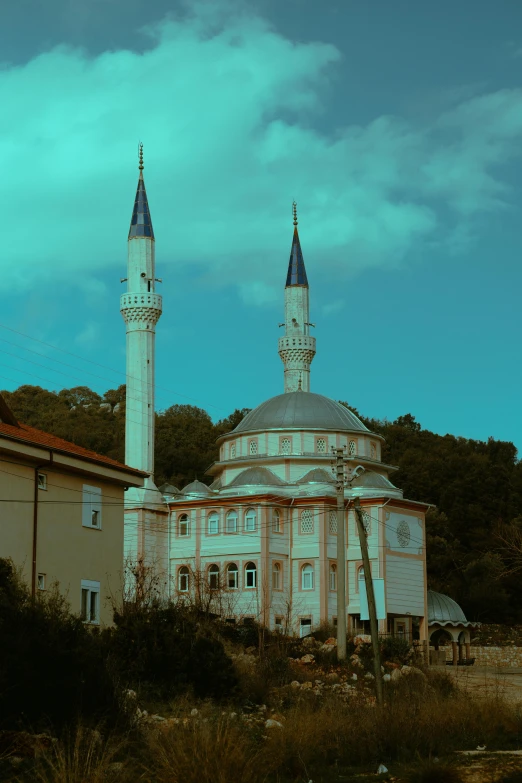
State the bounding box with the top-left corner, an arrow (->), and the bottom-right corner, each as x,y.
280,437 -> 291,455
178,514 -> 190,536
245,508 -> 256,532
227,563 -> 238,589
37,473 -> 47,490
208,564 -> 219,590
272,509 -> 282,533
249,440 -> 258,455
370,442 -> 377,459
82,485 -> 102,529
329,563 -> 337,591
301,563 -> 314,590
178,566 -> 190,592
272,562 -> 281,590
300,617 -> 312,637
81,579 -> 100,624
316,437 -> 326,454
230,443 -> 236,459
300,508 -> 314,534
349,440 -> 356,457
208,512 -> 219,535
329,509 -> 338,534
226,510 -> 238,533
37,573 -> 46,591
275,616 -> 284,632
245,561 -> 257,589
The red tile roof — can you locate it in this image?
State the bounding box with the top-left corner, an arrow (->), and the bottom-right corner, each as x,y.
0,419 -> 147,476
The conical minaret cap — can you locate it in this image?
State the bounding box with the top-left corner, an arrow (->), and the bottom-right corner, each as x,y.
128,143 -> 154,240
285,201 -> 308,286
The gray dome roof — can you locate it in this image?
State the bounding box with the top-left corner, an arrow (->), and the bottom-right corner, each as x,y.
428,591 -> 467,625
233,392 -> 369,434
350,471 -> 398,490
227,467 -> 286,488
158,482 -> 181,496
181,480 -> 213,497
297,468 -> 335,484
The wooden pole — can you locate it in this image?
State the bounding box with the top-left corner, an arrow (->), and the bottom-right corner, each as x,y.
353,496 -> 383,706
333,447 -> 347,661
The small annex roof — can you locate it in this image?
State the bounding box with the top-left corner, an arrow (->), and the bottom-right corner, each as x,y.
227,467 -> 287,488
181,479 -> 214,496
427,590 -> 475,627
350,471 -> 398,490
158,483 -> 181,496
296,468 -> 335,484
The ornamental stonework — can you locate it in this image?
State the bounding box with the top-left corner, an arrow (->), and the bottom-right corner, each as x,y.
278,348 -> 316,364
121,306 -> 162,326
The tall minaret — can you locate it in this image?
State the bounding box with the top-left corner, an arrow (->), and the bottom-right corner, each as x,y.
120,144 -> 163,502
278,202 -> 316,393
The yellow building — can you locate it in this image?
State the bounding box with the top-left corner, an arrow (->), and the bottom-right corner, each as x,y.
0,393 -> 145,625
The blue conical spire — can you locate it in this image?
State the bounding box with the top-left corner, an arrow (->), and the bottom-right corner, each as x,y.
285,201 -> 308,286
128,143 -> 154,240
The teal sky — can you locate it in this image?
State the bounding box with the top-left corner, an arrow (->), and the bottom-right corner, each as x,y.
1,0 -> 522,450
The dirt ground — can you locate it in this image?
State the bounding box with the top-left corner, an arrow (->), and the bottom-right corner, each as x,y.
444,664 -> 522,701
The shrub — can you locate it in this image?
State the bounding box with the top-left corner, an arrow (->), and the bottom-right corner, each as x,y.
380,635 -> 413,665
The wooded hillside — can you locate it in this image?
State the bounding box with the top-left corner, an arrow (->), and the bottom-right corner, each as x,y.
3,384 -> 522,624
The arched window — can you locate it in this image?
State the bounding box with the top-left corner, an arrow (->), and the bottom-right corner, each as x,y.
249,440 -> 258,455
301,563 -> 314,590
245,508 -> 256,532
178,566 -> 190,592
316,437 -> 326,454
245,561 -> 257,589
329,563 -> 337,591
272,562 -> 281,590
208,512 -> 219,535
357,565 -> 366,589
329,510 -> 338,535
230,442 -> 236,459
227,563 -> 238,589
300,509 -> 314,534
179,514 -> 189,536
226,510 -> 238,533
280,437 -> 291,455
349,440 -> 356,457
208,564 -> 219,590
272,509 -> 281,533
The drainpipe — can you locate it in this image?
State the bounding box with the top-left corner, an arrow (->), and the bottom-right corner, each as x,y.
32,451 -> 53,599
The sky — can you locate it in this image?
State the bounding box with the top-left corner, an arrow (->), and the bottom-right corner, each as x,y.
1,0 -> 522,452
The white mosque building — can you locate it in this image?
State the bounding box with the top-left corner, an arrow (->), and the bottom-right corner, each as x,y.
121,151 -> 430,640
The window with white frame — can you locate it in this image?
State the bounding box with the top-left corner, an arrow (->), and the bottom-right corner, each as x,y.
280,437 -> 291,455
329,563 -> 337,591
245,561 -> 257,589
300,508 -> 314,534
81,579 -> 100,624
37,473 -> 47,490
208,564 -> 219,590
226,510 -> 238,533
329,509 -> 338,534
37,573 -> 46,591
208,512 -> 219,535
230,443 -> 236,459
300,617 -> 312,637
178,514 -> 190,536
272,562 -> 281,590
301,563 -> 314,590
178,566 -> 190,592
316,437 -> 326,454
370,442 -> 377,459
357,565 -> 366,589
245,508 -> 256,532
275,616 -> 284,632
227,563 -> 238,589
249,440 -> 258,455
82,485 -> 102,529
348,440 -> 356,457
272,509 -> 281,533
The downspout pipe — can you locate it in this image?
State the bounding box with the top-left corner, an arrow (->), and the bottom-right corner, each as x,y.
32,451 -> 53,599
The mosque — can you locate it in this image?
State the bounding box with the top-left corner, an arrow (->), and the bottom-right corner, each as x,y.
121,149 -> 431,640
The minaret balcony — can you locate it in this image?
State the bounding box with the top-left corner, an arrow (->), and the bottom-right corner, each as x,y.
120,293 -> 162,328
278,335 -> 316,351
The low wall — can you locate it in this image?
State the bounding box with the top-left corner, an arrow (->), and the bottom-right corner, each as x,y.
436,645 -> 522,668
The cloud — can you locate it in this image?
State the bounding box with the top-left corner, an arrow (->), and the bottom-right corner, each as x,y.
1,0 -> 522,303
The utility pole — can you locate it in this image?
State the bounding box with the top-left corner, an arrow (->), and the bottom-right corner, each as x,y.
333,447 -> 347,661
353,496 -> 383,705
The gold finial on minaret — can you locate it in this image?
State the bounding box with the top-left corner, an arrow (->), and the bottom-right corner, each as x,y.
138,142 -> 144,173
292,200 -> 298,228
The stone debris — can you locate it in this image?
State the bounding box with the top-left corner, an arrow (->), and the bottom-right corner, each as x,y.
265,719 -> 284,729
300,654 -> 315,664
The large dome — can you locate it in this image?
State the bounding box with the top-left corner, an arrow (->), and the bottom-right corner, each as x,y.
427,591 -> 468,625
232,392 -> 370,435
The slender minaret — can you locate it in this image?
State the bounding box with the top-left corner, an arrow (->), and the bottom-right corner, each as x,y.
120,144 -> 163,503
278,202 -> 316,392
